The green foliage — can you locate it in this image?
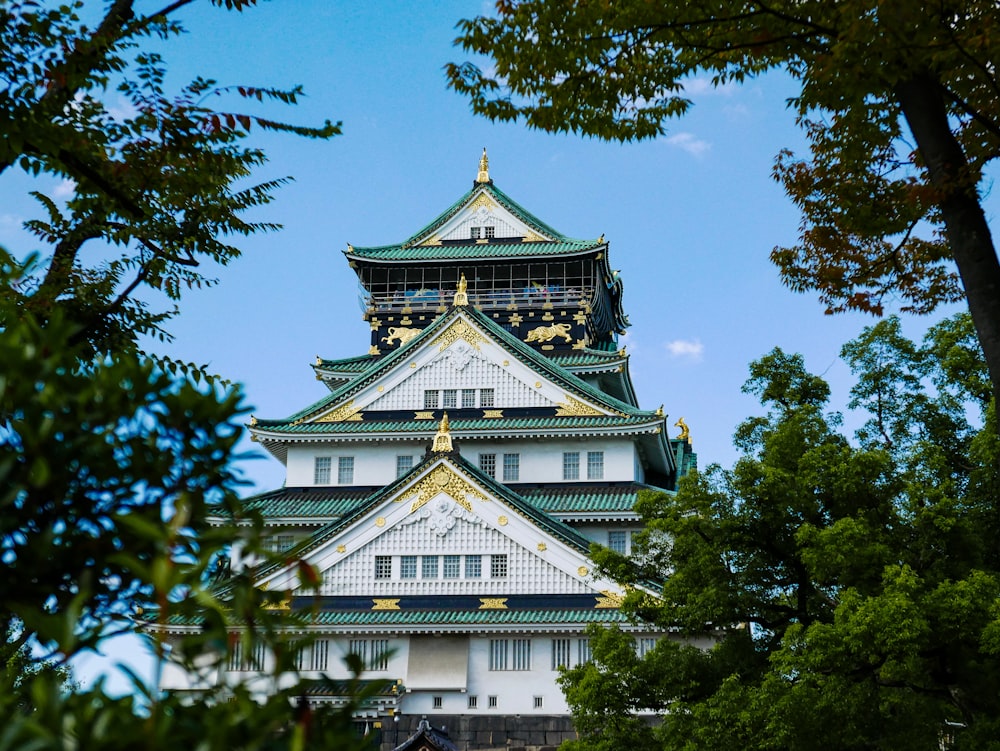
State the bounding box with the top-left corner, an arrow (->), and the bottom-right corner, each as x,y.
563,316 -> 1000,750
449,1 -> 1000,404
0,3 -> 376,749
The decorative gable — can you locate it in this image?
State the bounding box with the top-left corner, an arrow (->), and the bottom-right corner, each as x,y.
419,188 -> 553,246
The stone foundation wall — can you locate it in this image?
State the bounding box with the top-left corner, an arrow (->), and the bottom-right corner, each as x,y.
375,714 -> 577,750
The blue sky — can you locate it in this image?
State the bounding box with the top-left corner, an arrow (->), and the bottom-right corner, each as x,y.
5,1 -> 997,688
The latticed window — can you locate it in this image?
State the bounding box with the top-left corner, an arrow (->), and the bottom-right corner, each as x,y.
488,639 -> 508,670
468,695 -> 478,709
637,637 -> 656,657
562,452 -> 580,480
512,639 -> 532,670
424,389 -> 440,409
442,389 -> 457,409
480,388 -> 495,407
552,638 -> 571,669
484,226 -> 496,239
305,639 -> 330,671
401,555 -> 417,579
374,555 -> 392,579
465,554 -> 482,578
443,554 -> 461,579
608,530 -> 627,554
533,696 -> 543,709
422,555 -> 439,578
502,453 -> 519,481
470,226 -> 481,240
461,388 -> 476,408
314,456 -> 331,484
488,695 -> 498,708
587,451 -> 604,480
577,638 -> 592,664
479,453 -> 496,478
369,638 -> 389,670
338,456 -> 354,484
396,455 -> 414,477
491,554 -> 508,578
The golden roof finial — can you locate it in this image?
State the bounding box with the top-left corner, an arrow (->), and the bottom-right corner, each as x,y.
674,417 -> 691,444
476,147 -> 490,184
454,273 -> 469,306
432,412 -> 453,453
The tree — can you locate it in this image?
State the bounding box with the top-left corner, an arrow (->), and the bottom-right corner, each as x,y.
447,2 -> 1000,406
0,2 -> 376,748
558,316 -> 1000,750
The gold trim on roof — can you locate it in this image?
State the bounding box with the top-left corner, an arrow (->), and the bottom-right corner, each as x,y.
525,323 -> 572,344
453,273 -> 469,306
316,399 -> 362,423
556,394 -> 603,417
421,234 -> 442,247
479,597 -> 507,610
404,464 -> 487,514
432,413 -> 453,453
675,417 -> 691,443
433,318 -> 486,351
470,192 -> 496,211
476,147 -> 490,183
595,591 -> 624,609
523,231 -> 544,242
372,598 -> 400,611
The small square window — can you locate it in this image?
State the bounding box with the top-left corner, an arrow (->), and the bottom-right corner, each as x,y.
533,696 -> 543,709
468,695 -> 478,709
401,555 -> 417,579
442,389 -> 457,409
587,451 -> 604,480
374,556 -> 392,580
465,554 -> 482,578
484,226 -> 495,239
443,554 -> 461,579
461,388 -> 476,408
502,453 -> 519,482
470,226 -> 481,240
422,555 -> 439,578
488,695 -> 498,709
479,453 -> 496,478
480,388 -> 495,408
433,696 -> 443,709
338,456 -> 354,484
562,452 -> 580,480
491,554 -> 508,579
314,456 -> 331,485
424,390 -> 440,409
396,454 -> 414,477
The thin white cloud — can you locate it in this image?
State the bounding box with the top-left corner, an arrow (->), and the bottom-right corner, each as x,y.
666,132 -> 711,157
682,76 -> 739,98
52,179 -> 76,199
665,338 -> 704,361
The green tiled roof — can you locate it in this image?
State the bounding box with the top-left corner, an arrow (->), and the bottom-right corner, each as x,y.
549,349 -> 626,368
254,306 -> 654,432
254,414 -> 660,435
239,488 -> 374,519
346,239 -> 601,263
315,354 -> 377,373
521,483 -> 670,514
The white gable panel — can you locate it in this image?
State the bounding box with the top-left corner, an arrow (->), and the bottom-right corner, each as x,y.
429,191 -> 550,244
365,348 -> 552,411
317,506 -> 592,597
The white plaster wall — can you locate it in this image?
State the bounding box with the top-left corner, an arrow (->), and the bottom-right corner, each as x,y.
286,438 -> 640,487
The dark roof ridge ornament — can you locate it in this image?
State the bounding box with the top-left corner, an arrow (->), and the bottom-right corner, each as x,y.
475,147 -> 491,185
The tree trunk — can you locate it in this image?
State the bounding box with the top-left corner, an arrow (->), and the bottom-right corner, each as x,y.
895,74 -> 1000,409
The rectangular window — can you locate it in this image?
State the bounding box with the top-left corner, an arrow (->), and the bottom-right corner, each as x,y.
552,638 -> 571,670
488,695 -> 498,709
424,389 -> 440,409
480,388 -> 495,408
468,695 -> 478,709
443,554 -> 461,579
461,388 -> 476,408
587,451 -> 604,480
422,555 -> 439,579
442,389 -> 457,409
577,638 -> 592,664
401,555 -> 417,579
310,639 -> 329,671
374,555 -> 392,580
562,452 -> 580,480
269,534 -> 294,553
533,696 -> 544,709
491,554 -> 508,579
479,453 -> 496,478
488,639 -> 508,671
396,455 -> 414,477
433,696 -> 443,709
338,456 -> 354,484
484,226 -> 496,239
502,453 -> 520,482
227,637 -> 242,671
349,638 -> 367,667
637,637 -> 656,657
314,456 -> 331,484
608,530 -> 627,554
512,639 -> 532,670
465,554 -> 482,578
470,226 -> 481,240
232,639 -> 265,671
369,639 -> 389,670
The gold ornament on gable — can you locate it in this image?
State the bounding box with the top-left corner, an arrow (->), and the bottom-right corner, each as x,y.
403,464 -> 487,514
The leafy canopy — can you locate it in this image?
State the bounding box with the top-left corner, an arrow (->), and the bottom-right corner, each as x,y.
560,315 -> 1000,750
